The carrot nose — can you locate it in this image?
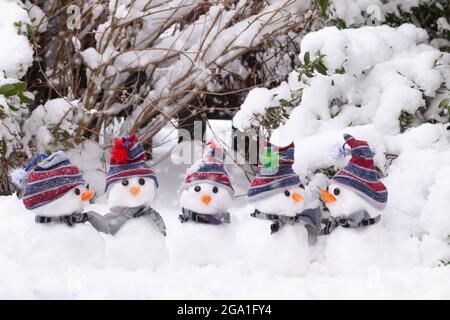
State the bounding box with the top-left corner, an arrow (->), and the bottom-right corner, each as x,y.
201,195 -> 211,205
81,191 -> 94,201
320,189 -> 336,203
291,192 -> 304,203
129,186 -> 141,196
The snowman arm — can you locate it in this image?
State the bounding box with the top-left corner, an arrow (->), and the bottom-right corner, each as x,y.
85,211 -> 113,234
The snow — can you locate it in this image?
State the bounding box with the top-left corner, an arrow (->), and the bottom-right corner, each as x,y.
1,4 -> 450,298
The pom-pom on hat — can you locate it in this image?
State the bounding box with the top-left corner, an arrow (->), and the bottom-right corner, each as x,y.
182,141 -> 234,196
331,134 -> 388,209
21,151 -> 86,210
105,134 -> 158,192
247,141 -> 301,199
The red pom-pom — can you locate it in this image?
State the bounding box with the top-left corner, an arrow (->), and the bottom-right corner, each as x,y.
111,138 -> 129,164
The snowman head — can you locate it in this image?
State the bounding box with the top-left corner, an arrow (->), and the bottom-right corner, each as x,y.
251,183 -> 306,216
32,184 -> 94,217
105,135 -> 159,208
321,183 -> 381,217
320,134 -> 388,217
180,141 -> 234,213
108,176 -> 156,208
20,151 -> 94,217
180,182 -> 232,214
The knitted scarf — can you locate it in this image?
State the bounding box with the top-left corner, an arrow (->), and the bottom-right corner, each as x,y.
320,210 -> 381,235
179,208 -> 231,225
87,206 -> 166,236
251,207 -> 322,245
35,212 -> 88,227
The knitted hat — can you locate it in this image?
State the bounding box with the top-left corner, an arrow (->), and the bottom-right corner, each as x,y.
331,134 -> 388,209
182,141 -> 234,196
105,135 -> 158,192
248,142 -> 301,199
22,151 -> 86,210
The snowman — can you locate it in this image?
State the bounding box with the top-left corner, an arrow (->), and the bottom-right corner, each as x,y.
319,134 -> 388,274
169,141 -> 235,266
236,142 -> 321,277
12,151 -> 104,270
88,135 -> 168,270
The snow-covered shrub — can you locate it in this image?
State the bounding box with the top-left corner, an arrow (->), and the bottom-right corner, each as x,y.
234,24 -> 450,260
23,0 -> 319,147
0,1 -> 34,194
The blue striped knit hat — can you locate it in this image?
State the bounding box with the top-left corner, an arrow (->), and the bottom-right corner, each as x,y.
22,151 -> 86,210
182,141 -> 234,196
105,135 -> 158,192
248,142 -> 301,200
332,134 -> 388,209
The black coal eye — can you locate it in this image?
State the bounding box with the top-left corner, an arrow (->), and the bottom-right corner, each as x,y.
74,188 -> 80,195
139,178 -> 145,185
122,179 -> 129,186
86,184 -> 90,190
284,190 -> 290,197
194,186 -> 201,192
299,183 -> 305,189
333,188 -> 340,196
212,186 -> 218,193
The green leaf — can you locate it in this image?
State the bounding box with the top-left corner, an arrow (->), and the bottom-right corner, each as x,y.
317,0 -> 330,16
314,61 -> 328,75
0,82 -> 27,97
18,92 -> 33,104
439,98 -> 450,110
0,140 -> 7,156
304,51 -> 310,65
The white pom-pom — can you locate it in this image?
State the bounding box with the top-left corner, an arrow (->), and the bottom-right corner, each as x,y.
9,168 -> 28,189
329,143 -> 351,161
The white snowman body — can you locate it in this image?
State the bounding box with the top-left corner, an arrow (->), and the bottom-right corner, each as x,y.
170,182 -> 234,266
105,176 -> 168,270
19,184 -> 105,270
323,183 -> 387,274
236,185 -> 312,277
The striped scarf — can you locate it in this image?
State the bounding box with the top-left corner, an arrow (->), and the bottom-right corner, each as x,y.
35,212 -> 88,227
179,208 -> 231,225
87,206 -> 166,236
320,210 -> 381,235
251,207 -> 322,237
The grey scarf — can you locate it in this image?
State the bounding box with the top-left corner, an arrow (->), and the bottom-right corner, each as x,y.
35,212 -> 88,227
87,206 -> 167,236
251,207 -> 322,244
179,208 -> 231,225
320,210 -> 381,235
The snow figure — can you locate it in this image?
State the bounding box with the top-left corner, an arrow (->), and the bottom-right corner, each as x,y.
320,134 -> 388,274
170,141 -> 235,266
236,142 -> 321,277
88,135 -> 168,270
15,151 -> 104,270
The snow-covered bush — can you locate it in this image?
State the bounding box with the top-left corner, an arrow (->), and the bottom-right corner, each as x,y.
0,1 -> 34,194
23,0 -> 319,147
234,24 -> 450,260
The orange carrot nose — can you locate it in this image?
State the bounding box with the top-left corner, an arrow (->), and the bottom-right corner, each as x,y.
320,189 -> 336,203
291,192 -> 304,203
201,195 -> 211,205
129,186 -> 141,196
81,191 -> 94,202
